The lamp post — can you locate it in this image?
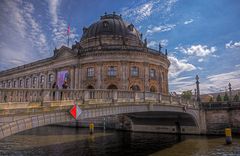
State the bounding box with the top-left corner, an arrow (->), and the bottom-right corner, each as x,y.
228,82 -> 232,102
195,75 -> 201,102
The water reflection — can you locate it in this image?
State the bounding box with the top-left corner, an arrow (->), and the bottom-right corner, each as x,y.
0,126 -> 239,156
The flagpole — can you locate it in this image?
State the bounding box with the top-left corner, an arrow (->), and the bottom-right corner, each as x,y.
67,25 -> 70,47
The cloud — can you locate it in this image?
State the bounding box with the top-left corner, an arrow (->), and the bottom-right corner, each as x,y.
235,64 -> 240,68
225,41 -> 240,49
160,39 -> 169,47
148,39 -> 168,49
176,44 -> 217,57
184,19 -> 194,25
0,0 -> 49,71
47,0 -> 79,47
121,0 -> 178,23
170,69 -> 240,94
146,24 -> 176,35
198,58 -> 204,62
148,41 -> 158,48
168,55 -> 196,78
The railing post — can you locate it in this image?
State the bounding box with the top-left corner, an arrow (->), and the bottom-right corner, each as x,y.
170,95 -> 172,105
158,93 -> 162,103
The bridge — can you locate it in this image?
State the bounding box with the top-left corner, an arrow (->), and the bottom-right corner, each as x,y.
0,89 -> 206,140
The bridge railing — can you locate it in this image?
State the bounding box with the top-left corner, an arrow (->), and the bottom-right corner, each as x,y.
201,102 -> 240,110
0,88 -> 197,108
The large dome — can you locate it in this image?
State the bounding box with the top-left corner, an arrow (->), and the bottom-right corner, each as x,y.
79,12 -> 143,48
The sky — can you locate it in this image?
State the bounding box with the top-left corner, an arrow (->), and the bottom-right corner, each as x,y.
0,0 -> 239,94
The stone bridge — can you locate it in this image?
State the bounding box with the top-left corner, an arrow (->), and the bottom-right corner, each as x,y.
0,89 -> 206,140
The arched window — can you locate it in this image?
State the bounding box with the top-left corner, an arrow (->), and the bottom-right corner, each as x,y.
130,85 -> 140,91
8,81 -> 11,88
107,84 -> 118,89
19,80 -> 23,87
40,75 -> 45,83
33,77 -> 37,84
87,85 -> 94,89
26,78 -> 30,88
103,21 -> 109,28
150,86 -> 157,92
13,81 -> 16,88
49,74 -> 54,82
131,66 -> 139,77
108,66 -> 117,77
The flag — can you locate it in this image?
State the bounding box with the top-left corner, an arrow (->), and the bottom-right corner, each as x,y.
67,25 -> 70,35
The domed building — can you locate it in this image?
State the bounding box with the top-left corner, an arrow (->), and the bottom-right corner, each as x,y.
0,13 -> 170,94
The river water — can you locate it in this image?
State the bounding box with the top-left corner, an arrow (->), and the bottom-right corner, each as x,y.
0,126 -> 239,156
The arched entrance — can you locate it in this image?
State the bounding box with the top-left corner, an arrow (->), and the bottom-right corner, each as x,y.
87,85 -> 94,89
107,84 -> 118,89
150,86 -> 157,92
130,85 -> 140,91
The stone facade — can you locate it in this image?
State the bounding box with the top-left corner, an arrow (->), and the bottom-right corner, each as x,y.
0,13 -> 170,95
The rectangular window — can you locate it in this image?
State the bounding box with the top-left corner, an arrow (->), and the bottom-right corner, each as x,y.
33,77 -> 37,84
49,74 -> 54,82
8,81 -> 11,87
19,80 -> 23,87
150,69 -> 156,78
40,75 -> 45,83
13,81 -> 16,88
87,67 -> 94,77
108,66 -> 117,77
131,66 -> 139,77
26,78 -> 30,88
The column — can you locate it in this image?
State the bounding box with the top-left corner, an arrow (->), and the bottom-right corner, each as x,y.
75,65 -> 79,89
121,61 -> 128,90
144,62 -> 149,92
70,66 -> 75,89
79,64 -> 83,89
96,63 -> 102,89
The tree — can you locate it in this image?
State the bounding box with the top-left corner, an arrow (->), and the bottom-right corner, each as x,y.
181,90 -> 192,100
233,94 -> 239,102
216,94 -> 222,102
224,92 -> 229,101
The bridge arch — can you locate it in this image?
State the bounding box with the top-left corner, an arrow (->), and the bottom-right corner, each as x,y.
0,104 -> 200,140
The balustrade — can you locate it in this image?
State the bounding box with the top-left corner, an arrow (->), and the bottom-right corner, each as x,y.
0,88 -> 197,108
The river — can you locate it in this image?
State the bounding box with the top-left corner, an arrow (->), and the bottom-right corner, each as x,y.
0,126 -> 239,156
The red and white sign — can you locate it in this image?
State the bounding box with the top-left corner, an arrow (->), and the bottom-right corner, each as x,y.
70,104 -> 82,119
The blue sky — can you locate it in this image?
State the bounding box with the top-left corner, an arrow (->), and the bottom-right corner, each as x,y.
0,0 -> 239,93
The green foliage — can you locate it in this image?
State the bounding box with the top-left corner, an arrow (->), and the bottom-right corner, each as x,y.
233,94 -> 239,102
216,94 -> 222,102
224,92 -> 229,101
181,90 -> 192,100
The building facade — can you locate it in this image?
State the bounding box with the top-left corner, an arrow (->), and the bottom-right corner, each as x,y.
0,13 -> 170,94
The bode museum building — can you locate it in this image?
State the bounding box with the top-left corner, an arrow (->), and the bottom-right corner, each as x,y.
0,13 -> 170,95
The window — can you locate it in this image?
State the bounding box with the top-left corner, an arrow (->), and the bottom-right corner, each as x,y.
33,77 -> 37,84
150,69 -> 156,78
19,80 -> 23,87
108,66 -> 117,77
103,21 -> 109,28
8,81 -> 11,87
87,67 -> 94,77
131,66 -> 139,76
40,75 -> 45,83
3,83 -> 5,88
49,74 -> 54,82
13,81 -> 16,88
26,78 -> 30,88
